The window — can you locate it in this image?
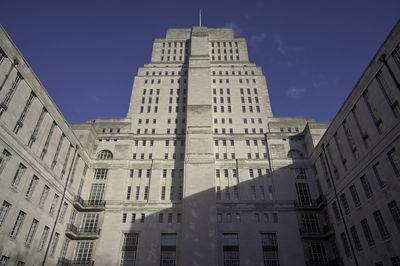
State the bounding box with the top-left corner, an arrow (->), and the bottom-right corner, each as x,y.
295,183 -> 312,206
131,213 -> 136,223
373,210 -> 390,239
140,213 -> 145,223
120,233 -> 138,266
94,169 -> 108,179
170,186 -> 174,200
49,232 -> 59,256
222,233 -> 239,266
292,168 -> 307,179
388,201 -> 400,231
340,193 -> 350,214
97,150 -> 113,159
331,202 -> 340,222
73,241 -> 94,264
26,175 -> 39,200
88,184 -> 105,204
307,242 -> 327,265
122,213 -> 127,223
349,185 -> 361,207
24,218 -> 38,247
126,186 -> 131,200
144,186 -> 149,200
38,226 -> 50,251
388,149 -> 400,176
49,194 -> 59,216
216,186 -> 221,200
160,234 -> 177,265
350,226 -> 363,252
10,210 -> 26,239
360,175 -> 373,198
361,218 -> 375,246
251,186 -> 256,200
59,202 -> 68,223
11,163 -> 26,189
0,201 -> 11,227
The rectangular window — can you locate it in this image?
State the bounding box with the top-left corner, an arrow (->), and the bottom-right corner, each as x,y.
73,241 -> 93,264
160,234 -> 177,265
222,233 -> 239,266
11,163 -> 26,189
25,218 -> 39,247
49,194 -> 59,216
349,185 -> 361,207
126,186 -> 131,200
10,211 -> 26,239
388,149 -> 400,176
170,186 -> 174,200
340,193 -> 350,215
340,232 -> 351,258
161,186 -> 166,200
39,185 -> 50,208
372,162 -> 386,188
360,175 -> 373,198
49,232 -> 59,256
120,233 -> 138,266
0,149 -> 12,176
361,218 -> 375,246
251,186 -> 256,200
88,184 -> 105,204
350,226 -> 363,252
216,186 -> 221,200
388,200 -> 400,231
0,201 -> 11,227
307,242 -> 328,265
38,226 -> 50,251
94,169 -> 108,179
59,202 -> 68,223
373,210 -> 390,239
26,175 -> 39,199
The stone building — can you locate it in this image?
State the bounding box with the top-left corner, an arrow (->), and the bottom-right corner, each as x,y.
0,20 -> 399,266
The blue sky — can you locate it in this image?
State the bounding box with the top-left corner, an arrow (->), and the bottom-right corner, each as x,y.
1,0 -> 399,123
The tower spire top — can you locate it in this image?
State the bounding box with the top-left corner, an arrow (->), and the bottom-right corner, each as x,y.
199,8 -> 202,27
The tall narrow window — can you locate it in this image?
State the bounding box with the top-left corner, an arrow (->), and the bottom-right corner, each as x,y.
295,183 -> 311,206
120,233 -> 138,266
373,210 -> 390,240
363,90 -> 384,133
376,70 -> 400,116
10,211 -> 26,239
340,193 -> 350,215
0,73 -> 22,116
349,185 -> 361,207
59,202 -> 68,223
40,122 -> 56,159
160,234 -> 177,265
13,91 -> 35,134
361,219 -> 375,246
388,200 -> 400,231
49,232 -> 59,257
222,233 -> 240,266
10,163 -> 26,189
0,201 -> 11,227
340,233 -> 351,258
38,226 -> 50,251
49,194 -> 59,216
360,175 -> 373,199
126,186 -> 131,200
0,149 -> 12,176
372,162 -> 386,188
88,184 -> 105,205
388,149 -> 400,176
350,226 -> 363,252
135,186 -> 140,200
251,186 -> 256,200
144,186 -> 149,200
25,175 -> 39,200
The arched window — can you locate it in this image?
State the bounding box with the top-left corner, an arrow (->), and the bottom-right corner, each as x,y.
287,149 -> 304,159
97,150 -> 113,160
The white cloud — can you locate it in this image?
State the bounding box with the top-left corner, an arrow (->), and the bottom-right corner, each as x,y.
285,87 -> 305,97
225,22 -> 243,36
274,35 -> 287,56
249,32 -> 266,48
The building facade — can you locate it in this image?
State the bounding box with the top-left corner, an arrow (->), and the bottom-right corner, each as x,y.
0,21 -> 399,266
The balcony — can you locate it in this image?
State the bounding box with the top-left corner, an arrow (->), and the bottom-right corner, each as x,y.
300,224 -> 335,239
293,195 -> 326,210
73,196 -> 106,211
65,224 -> 101,240
57,258 -> 95,266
